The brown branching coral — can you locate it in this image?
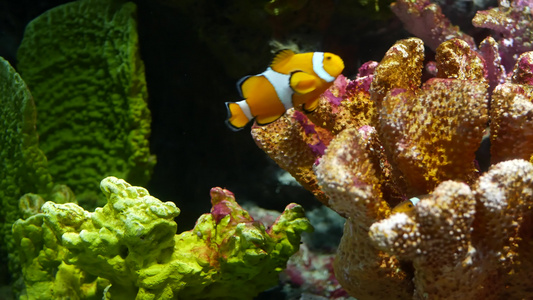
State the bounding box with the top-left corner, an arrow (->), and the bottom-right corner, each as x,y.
435,38 -> 487,83
473,160 -> 533,300
390,0 -> 476,51
252,110 -> 330,204
380,77 -> 488,194
370,159 -> 533,299
490,52 -> 533,164
370,38 -> 424,107
306,73 -> 378,135
252,36 -> 533,299
370,180 -> 479,299
252,72 -> 377,205
378,38 -> 488,195
315,126 -> 412,299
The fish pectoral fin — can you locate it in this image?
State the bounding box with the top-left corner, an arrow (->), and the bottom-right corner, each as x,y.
290,71 -> 317,94
303,98 -> 320,113
271,49 -> 295,68
225,102 -> 251,131
255,113 -> 283,125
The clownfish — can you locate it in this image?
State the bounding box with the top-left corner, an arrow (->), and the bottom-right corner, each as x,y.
225,50 -> 344,131
391,195 -> 430,217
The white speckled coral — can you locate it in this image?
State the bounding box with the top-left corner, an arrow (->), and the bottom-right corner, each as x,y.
370,159 -> 533,299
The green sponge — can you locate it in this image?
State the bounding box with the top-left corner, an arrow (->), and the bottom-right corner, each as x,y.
0,57 -> 53,277
16,0 -> 155,209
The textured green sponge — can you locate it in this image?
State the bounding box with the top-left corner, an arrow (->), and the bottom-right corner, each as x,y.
16,0 -> 155,208
0,57 -> 53,276
13,177 -> 312,299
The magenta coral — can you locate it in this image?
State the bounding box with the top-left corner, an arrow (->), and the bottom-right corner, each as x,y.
473,0 -> 533,70
390,0 -> 476,51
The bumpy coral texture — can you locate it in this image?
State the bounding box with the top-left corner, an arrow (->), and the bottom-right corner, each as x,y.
316,126 -> 413,299
376,38 -> 488,195
490,52 -> 533,164
0,57 -> 53,277
252,109 -> 329,204
306,72 -> 378,135
252,66 -> 382,207
12,177 -> 311,300
390,0 -> 476,51
370,38 -> 425,106
16,0 -> 155,208
472,0 -> 533,70
370,159 -> 533,300
393,0 -> 533,87
248,1 -> 533,298
252,37 -> 505,299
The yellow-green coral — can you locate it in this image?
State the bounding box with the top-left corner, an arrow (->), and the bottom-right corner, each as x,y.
16,0 -> 155,208
0,57 -> 53,280
12,177 -> 311,299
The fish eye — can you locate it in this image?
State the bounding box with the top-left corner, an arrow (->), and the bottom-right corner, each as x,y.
407,204 -> 413,208
326,56 -> 332,60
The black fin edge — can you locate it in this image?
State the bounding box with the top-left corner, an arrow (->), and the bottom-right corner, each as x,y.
225,102 -> 245,132
254,112 -> 285,126
236,75 -> 251,98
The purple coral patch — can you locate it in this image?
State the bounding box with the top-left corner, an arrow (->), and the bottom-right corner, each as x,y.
390,88 -> 407,96
358,61 -> 379,77
323,75 -> 348,107
293,110 -> 327,157
309,141 -> 327,157
211,201 -> 233,223
324,90 -> 343,106
358,125 -> 375,139
514,52 -> 533,85
294,110 -> 317,135
348,62 -> 378,92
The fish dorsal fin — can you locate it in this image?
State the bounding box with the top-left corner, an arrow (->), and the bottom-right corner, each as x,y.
271,49 -> 296,68
289,71 -> 317,94
236,75 -> 252,98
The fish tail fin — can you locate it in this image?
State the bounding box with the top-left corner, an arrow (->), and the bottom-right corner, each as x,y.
225,101 -> 251,131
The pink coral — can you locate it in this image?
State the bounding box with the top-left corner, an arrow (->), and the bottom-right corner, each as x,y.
392,0 -> 533,89
473,0 -> 533,70
390,0 -> 476,51
489,52 -> 533,164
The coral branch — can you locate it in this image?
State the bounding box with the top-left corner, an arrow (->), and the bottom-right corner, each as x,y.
390,0 -> 475,51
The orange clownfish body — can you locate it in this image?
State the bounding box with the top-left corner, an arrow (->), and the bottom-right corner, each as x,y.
225,50 -> 344,131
